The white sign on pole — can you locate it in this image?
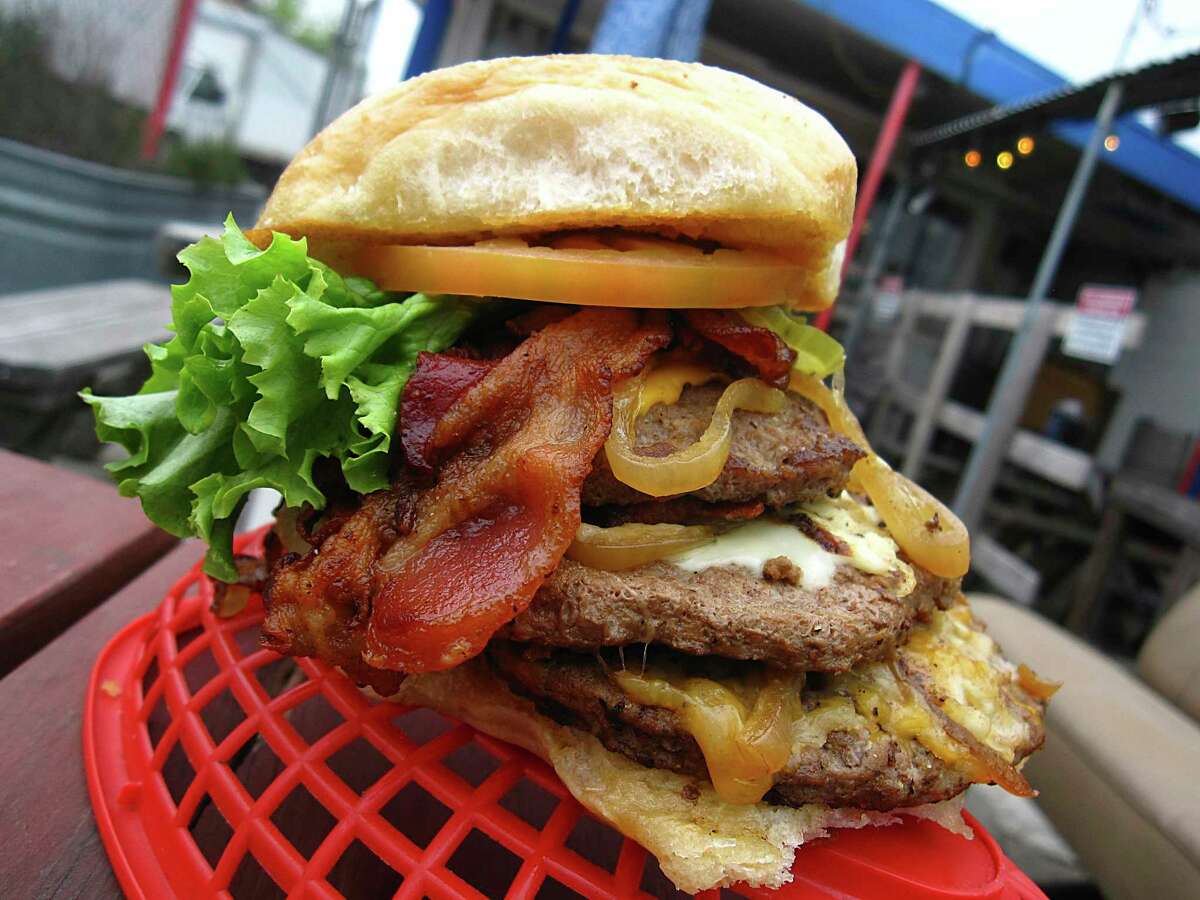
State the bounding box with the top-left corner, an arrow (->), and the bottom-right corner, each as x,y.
1062,284 -> 1137,364
873,275 -> 903,322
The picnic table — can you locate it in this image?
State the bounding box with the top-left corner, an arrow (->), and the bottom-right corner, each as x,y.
0,449 -> 179,896
0,279 -> 170,457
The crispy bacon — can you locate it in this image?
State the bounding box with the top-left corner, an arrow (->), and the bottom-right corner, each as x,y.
264,308 -> 670,677
263,490 -> 408,695
684,309 -> 795,387
400,353 -> 498,474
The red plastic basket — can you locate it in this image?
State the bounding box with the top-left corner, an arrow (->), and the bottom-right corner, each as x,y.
85,528 -> 1046,899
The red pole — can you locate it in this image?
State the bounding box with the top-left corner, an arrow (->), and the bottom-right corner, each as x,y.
815,59 -> 921,331
140,0 -> 201,161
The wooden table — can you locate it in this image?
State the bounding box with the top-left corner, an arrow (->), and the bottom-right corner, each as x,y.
0,449 -> 177,676
0,279 -> 170,456
0,449 -> 182,897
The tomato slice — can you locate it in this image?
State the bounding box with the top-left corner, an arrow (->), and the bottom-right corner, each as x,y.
354,233 -> 829,310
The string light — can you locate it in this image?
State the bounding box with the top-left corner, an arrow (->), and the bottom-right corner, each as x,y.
996,150 -> 1014,170
1104,134 -> 1120,152
1016,136 -> 1035,155
964,149 -> 982,168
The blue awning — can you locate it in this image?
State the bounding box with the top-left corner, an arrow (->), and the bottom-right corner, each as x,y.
799,0 -> 1200,213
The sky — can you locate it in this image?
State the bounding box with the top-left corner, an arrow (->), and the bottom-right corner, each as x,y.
292,0 -> 419,96
932,0 -> 1200,153
932,0 -> 1200,81
295,0 -> 1200,150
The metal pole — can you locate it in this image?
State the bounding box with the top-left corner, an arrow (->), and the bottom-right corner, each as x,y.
840,180 -> 910,360
312,0 -> 358,137
140,0 -> 200,160
814,59 -> 921,332
901,293 -> 975,481
952,80 -> 1125,530
550,0 -> 584,52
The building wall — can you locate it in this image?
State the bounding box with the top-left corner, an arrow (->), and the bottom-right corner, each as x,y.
0,0 -> 173,109
232,29 -> 327,162
168,2 -> 328,165
1098,270 -> 1200,472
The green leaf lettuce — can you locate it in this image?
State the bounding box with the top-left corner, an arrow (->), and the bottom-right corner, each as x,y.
82,216 -> 488,581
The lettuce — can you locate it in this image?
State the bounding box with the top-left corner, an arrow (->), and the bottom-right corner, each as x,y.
82,216 -> 489,581
738,306 -> 845,379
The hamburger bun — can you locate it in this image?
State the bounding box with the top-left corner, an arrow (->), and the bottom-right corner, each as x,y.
256,55 -> 856,305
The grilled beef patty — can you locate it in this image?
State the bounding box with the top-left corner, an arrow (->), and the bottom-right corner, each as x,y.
487,641 -> 1044,811
582,384 -> 864,508
502,558 -> 958,672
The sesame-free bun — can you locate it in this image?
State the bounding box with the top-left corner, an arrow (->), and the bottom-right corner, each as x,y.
256,55 -> 856,304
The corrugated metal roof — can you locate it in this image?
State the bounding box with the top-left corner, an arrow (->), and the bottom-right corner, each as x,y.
911,51 -> 1200,146
797,0 -> 1200,213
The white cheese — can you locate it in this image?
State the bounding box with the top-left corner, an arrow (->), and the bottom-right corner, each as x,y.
803,493 -> 907,577
668,520 -> 838,590
668,492 -> 914,593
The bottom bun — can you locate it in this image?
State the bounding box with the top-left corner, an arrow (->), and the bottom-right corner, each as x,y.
380,658 -> 971,894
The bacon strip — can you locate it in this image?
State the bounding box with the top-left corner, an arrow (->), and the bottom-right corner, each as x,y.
366,308 -> 669,671
265,308 -> 670,677
400,353 -> 499,474
684,309 -> 795,388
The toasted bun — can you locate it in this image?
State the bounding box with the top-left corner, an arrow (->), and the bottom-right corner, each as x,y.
384,658 -> 970,894
257,55 -> 856,304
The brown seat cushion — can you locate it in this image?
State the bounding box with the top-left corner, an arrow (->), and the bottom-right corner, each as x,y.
969,594 -> 1200,900
1138,583 -> 1200,723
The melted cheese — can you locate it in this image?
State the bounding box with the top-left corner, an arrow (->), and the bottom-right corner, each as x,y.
667,492 -> 913,593
836,664 -> 969,768
669,520 -> 838,589
614,667 -> 805,805
902,605 -> 1030,761
803,493 -> 911,581
833,604 -> 1034,774
610,606 -> 1041,805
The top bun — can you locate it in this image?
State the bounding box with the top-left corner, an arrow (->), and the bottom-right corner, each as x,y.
257,54 -> 856,297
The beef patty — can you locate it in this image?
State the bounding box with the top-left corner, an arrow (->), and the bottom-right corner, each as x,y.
501,558 -> 958,672
582,384 -> 864,508
487,641 -> 1044,811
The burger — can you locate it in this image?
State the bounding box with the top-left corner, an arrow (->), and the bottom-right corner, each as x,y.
85,55 -> 1055,893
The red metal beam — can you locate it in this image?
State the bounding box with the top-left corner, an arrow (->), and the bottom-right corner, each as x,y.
815,59 -> 921,331
140,0 -> 201,162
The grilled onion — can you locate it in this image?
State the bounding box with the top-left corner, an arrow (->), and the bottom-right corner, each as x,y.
788,372 -> 969,578
605,367 -> 785,497
567,523 -> 714,571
